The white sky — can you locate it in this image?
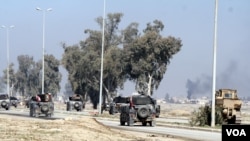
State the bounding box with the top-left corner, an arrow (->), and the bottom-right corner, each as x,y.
0,0 -> 249,98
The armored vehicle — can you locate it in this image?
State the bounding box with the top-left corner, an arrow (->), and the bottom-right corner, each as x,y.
109,96 -> 129,115
66,94 -> 85,112
119,95 -> 157,126
10,96 -> 20,108
29,93 -> 54,117
0,94 -> 10,110
110,95 -> 160,117
215,89 -> 242,124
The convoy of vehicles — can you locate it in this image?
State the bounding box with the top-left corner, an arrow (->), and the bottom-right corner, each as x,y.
1,88 -> 245,127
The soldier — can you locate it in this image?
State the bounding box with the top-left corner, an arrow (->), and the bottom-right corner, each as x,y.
129,96 -> 134,109
35,94 -> 41,102
45,93 -> 52,102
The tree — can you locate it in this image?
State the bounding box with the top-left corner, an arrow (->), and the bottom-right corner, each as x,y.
165,93 -> 170,102
62,13 -> 126,109
44,54 -> 62,95
13,54 -> 61,97
124,20 -> 182,96
14,55 -> 35,96
61,45 -> 85,94
62,13 -> 183,110
3,63 -> 16,95
0,76 -> 5,93
26,61 -> 41,95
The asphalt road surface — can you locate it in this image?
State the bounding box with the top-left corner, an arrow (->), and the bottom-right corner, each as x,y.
98,119 -> 221,141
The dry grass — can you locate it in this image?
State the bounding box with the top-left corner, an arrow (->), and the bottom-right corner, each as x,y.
158,103 -> 200,118
0,116 -> 164,141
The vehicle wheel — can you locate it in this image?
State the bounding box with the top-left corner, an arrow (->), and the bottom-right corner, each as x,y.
74,102 -> 80,108
120,121 -> 125,126
66,102 -> 71,111
149,120 -> 156,127
5,104 -> 10,110
109,105 -> 114,115
79,106 -> 83,112
137,106 -> 149,118
41,105 -> 49,112
142,121 -> 147,126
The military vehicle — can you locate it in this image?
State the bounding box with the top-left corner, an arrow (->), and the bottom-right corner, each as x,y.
29,93 -> 54,117
109,96 -> 129,115
66,94 -> 85,112
10,96 -> 20,108
119,95 -> 157,126
0,94 -> 10,110
109,95 -> 160,118
215,89 -> 242,124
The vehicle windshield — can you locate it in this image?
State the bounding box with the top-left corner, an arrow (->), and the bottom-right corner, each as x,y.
132,96 -> 153,105
10,96 -> 18,100
224,93 -> 232,98
0,94 -> 9,100
69,94 -> 82,101
113,96 -> 129,103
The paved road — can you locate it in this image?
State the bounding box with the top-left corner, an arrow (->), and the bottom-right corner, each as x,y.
98,119 -> 221,141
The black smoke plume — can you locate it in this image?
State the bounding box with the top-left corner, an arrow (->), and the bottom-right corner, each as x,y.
186,74 -> 212,99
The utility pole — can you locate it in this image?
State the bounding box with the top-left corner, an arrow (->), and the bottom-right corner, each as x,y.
99,0 -> 106,115
36,7 -> 52,94
1,25 -> 14,97
211,0 -> 218,127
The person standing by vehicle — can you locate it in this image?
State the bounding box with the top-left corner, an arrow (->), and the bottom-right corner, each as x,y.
35,95 -> 41,102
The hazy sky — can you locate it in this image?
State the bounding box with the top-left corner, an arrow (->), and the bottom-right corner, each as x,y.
0,0 -> 249,99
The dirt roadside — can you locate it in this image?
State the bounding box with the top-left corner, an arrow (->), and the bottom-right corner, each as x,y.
0,113 -> 185,141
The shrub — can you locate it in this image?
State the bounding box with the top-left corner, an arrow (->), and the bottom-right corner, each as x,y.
189,105 -> 223,126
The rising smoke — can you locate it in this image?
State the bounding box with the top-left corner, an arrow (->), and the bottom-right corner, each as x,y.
186,74 -> 211,99
186,60 -> 250,99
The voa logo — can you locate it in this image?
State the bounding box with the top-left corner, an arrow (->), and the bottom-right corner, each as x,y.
226,129 -> 246,136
